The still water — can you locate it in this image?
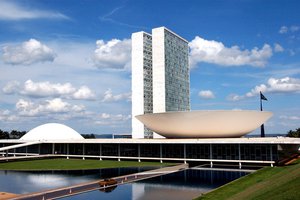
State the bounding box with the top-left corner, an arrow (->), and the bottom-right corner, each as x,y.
0,168 -> 248,200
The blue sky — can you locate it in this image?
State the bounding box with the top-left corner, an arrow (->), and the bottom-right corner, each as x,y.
0,0 -> 299,135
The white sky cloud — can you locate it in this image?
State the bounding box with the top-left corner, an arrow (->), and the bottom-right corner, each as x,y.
16,98 -> 85,117
2,39 -> 56,65
3,80 -> 96,100
279,26 -> 288,34
92,39 -> 131,70
0,1 -> 69,21
95,113 -> 131,126
189,36 -> 272,68
72,86 -> 96,100
198,90 -> 215,99
228,77 -> 300,101
290,25 -> 300,32
274,43 -> 284,52
0,109 -> 19,122
279,25 -> 300,34
101,89 -> 131,102
279,115 -> 300,120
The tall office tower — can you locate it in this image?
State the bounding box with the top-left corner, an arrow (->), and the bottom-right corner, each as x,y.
132,27 -> 190,139
152,27 -> 190,138
131,31 -> 153,139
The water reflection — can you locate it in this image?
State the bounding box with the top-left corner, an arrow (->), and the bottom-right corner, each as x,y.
62,169 -> 248,200
0,167 -> 155,194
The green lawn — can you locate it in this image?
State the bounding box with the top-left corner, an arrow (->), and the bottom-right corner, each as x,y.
0,158 -> 173,170
195,159 -> 300,200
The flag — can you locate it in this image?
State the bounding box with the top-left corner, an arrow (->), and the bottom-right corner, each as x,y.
260,92 -> 268,101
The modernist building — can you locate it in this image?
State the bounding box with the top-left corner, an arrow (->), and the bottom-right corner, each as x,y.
132,27 -> 190,139
132,31 -> 153,139
1,123 -> 300,168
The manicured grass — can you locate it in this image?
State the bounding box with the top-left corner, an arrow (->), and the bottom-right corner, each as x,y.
195,159 -> 300,200
0,158 -> 173,170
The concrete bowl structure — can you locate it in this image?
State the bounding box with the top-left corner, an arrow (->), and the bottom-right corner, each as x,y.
136,110 -> 273,138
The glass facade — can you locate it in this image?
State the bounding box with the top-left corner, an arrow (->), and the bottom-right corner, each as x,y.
164,29 -> 190,111
142,33 -> 153,138
0,141 -> 289,165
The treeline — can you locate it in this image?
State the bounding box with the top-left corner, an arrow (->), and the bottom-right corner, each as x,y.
286,128 -> 300,138
0,129 -> 27,139
0,129 -> 96,139
81,134 -> 96,139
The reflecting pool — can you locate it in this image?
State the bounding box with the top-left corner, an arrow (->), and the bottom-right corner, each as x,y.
0,168 -> 248,200
62,169 -> 249,200
0,167 -> 155,194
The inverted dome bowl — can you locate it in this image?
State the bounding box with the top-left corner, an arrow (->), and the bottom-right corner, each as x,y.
136,110 -> 273,138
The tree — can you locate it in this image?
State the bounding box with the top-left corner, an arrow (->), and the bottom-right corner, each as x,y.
10,130 -> 26,139
0,129 -> 9,139
81,134 -> 96,139
286,128 -> 300,138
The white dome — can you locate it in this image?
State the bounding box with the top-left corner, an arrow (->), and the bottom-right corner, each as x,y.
20,123 -> 84,141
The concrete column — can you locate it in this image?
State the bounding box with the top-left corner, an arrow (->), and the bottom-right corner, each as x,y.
26,146 -> 28,156
138,144 -> 141,162
160,144 -> 163,163
238,144 -> 241,169
52,143 -> 55,155
270,145 -> 273,161
82,144 -> 85,160
209,144 -> 213,168
67,143 -> 69,159
38,144 -> 41,155
99,144 -> 102,160
183,144 -> 187,164
118,144 -> 120,161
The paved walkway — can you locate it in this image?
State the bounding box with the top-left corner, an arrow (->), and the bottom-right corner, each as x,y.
10,163 -> 188,200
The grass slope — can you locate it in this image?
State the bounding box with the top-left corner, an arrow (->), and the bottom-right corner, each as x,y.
0,159 -> 172,170
196,159 -> 300,200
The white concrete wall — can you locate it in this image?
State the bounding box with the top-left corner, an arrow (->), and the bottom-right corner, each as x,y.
152,27 -> 166,114
152,27 -> 166,138
131,32 -> 146,139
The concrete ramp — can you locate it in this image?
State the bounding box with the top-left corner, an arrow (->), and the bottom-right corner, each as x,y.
11,163 -> 188,200
0,141 -> 41,152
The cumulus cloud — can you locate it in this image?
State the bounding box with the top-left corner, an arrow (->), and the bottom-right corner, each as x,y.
99,113 -> 131,121
16,98 -> 85,116
279,26 -> 288,34
95,113 -> 131,125
279,115 -> 300,120
198,90 -> 215,99
101,89 -> 131,102
21,80 -> 75,97
92,39 -> 131,69
2,39 -> 56,65
274,43 -> 284,52
0,1 -> 69,21
2,80 -> 20,94
3,80 -> 95,100
290,25 -> 300,32
72,86 -> 95,100
189,36 -> 272,68
279,25 -> 300,34
0,109 -> 19,122
227,77 -> 300,101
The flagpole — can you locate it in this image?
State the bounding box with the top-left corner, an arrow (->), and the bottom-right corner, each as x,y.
260,91 -> 265,137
